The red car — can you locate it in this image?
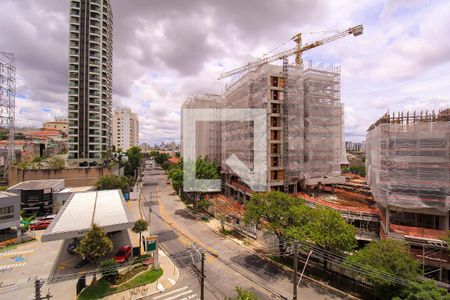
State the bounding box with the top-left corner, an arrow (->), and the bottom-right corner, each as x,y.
114,245 -> 132,264
30,220 -> 52,230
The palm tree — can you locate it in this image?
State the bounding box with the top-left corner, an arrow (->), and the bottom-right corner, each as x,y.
132,219 -> 148,251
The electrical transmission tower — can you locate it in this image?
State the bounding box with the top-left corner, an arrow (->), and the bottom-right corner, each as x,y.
0,52 -> 16,181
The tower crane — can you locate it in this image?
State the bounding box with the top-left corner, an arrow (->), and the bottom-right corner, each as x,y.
218,24 -> 363,80
218,25 -> 363,194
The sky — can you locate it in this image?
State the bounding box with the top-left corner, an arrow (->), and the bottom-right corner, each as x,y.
0,0 -> 449,145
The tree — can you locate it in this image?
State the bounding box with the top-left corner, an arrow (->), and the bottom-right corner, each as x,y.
287,206 -> 357,252
96,175 -> 131,193
393,280 -> 450,300
100,258 -> 119,283
214,199 -> 233,233
76,224 -> 113,263
125,146 -> 143,177
243,191 -> 299,255
346,239 -> 420,299
48,157 -> 65,170
132,219 -> 148,251
226,287 -> 259,300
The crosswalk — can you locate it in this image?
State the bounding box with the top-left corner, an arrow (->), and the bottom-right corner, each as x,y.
0,262 -> 26,271
0,249 -> 34,257
151,286 -> 199,300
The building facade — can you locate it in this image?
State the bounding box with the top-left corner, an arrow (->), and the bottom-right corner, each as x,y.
8,179 -> 65,216
0,191 -> 20,232
112,107 -> 139,151
222,63 -> 346,201
67,0 -> 113,167
43,119 -> 68,134
181,94 -> 223,164
366,108 -> 450,281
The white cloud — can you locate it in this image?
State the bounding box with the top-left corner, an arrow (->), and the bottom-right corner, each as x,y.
0,0 -> 449,144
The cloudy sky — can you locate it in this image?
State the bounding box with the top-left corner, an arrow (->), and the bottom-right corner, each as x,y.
0,0 -> 449,144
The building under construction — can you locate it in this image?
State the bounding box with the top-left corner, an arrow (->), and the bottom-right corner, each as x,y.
222,61 -> 346,200
181,94 -> 223,164
366,108 -> 450,281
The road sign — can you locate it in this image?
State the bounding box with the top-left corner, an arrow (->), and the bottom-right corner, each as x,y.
144,236 -> 157,252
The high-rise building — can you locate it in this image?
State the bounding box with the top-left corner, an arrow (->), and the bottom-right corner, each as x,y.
112,107 -> 139,151
67,0 -> 113,167
181,94 -> 223,164
222,62 -> 346,201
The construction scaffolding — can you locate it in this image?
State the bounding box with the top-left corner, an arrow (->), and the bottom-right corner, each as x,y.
366,109 -> 450,212
0,53 -> 15,181
222,61 -> 345,193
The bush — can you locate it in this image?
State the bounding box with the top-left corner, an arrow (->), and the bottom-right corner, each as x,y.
100,259 -> 119,283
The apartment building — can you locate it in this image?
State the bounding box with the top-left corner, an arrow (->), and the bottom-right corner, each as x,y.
112,107 -> 139,151
181,94 -> 223,164
222,62 -> 346,201
366,108 -> 450,281
67,0 -> 113,167
43,118 -> 68,134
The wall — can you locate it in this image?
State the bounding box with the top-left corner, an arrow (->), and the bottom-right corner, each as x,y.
0,194 -> 20,230
8,165 -> 121,187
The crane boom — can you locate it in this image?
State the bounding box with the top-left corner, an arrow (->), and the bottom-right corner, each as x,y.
218,24 -> 363,80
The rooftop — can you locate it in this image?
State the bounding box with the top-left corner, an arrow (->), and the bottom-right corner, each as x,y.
0,191 -> 19,198
8,179 -> 64,191
42,190 -> 134,242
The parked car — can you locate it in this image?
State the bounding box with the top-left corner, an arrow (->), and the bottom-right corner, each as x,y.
31,214 -> 56,224
113,245 -> 132,264
30,220 -> 52,230
67,239 -> 80,255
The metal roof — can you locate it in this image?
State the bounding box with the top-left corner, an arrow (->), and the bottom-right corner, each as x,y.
8,179 -> 64,191
41,190 -> 134,242
0,191 -> 19,198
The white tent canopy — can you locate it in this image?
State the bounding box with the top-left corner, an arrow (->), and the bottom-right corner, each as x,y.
42,189 -> 134,242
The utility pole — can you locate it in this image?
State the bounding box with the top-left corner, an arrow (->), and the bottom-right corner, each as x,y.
34,278 -> 42,300
200,252 -> 205,300
293,242 -> 298,300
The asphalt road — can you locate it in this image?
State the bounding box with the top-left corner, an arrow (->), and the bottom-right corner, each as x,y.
140,162 -> 342,300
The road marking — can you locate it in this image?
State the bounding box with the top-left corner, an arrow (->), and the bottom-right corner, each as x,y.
153,286 -> 188,299
0,262 -> 26,270
153,287 -> 197,300
0,249 -> 34,257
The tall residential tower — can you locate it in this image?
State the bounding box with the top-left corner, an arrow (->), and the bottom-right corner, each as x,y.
67,0 -> 113,167
112,107 -> 139,151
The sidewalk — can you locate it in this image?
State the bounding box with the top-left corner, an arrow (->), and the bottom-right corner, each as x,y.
103,199 -> 179,300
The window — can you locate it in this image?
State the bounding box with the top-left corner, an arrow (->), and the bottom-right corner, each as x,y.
0,206 -> 14,220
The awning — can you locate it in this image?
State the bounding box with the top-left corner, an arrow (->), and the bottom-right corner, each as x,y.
42,189 -> 135,242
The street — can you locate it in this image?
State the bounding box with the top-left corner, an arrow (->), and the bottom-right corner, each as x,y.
141,163 -> 342,300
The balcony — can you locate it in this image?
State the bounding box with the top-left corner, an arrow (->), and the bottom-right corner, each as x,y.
89,114 -> 100,120
89,138 -> 101,144
68,129 -> 78,135
68,113 -> 78,119
70,9 -> 79,16
89,106 -> 100,112
68,105 -> 78,111
69,73 -> 78,79
69,57 -> 78,63
68,96 -> 78,103
68,145 -> 78,151
68,137 -> 78,143
69,88 -> 78,95
89,130 -> 100,136
89,122 -> 100,128
69,121 -> 78,127
89,99 -> 100,105
91,20 -> 101,28
89,145 -> 101,152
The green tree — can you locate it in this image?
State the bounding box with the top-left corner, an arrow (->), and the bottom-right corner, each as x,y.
287,206 -> 356,252
96,175 -> 131,193
393,280 -> 450,300
125,146 -> 143,177
48,157 -> 65,169
243,191 -> 299,255
226,287 -> 259,300
76,224 -> 113,263
100,258 -> 119,283
132,219 -> 148,251
346,239 -> 420,299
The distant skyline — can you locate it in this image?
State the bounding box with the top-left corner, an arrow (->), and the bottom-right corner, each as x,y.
0,0 -> 449,144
